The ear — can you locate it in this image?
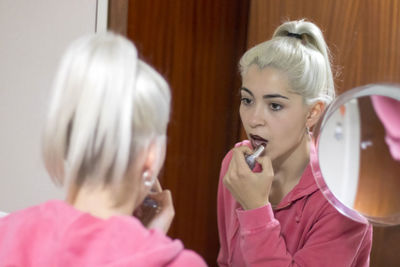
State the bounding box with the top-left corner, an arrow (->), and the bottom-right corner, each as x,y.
306,101 -> 325,129
141,137 -> 166,180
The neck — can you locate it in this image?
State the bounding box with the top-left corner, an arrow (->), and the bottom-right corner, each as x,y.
269,133 -> 310,206
68,184 -> 137,219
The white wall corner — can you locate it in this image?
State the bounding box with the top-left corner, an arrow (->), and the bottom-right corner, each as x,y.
96,0 -> 109,33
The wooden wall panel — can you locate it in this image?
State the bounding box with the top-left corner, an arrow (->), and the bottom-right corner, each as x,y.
125,1 -> 249,265
107,0 -> 129,36
247,0 -> 400,94
247,0 -> 400,266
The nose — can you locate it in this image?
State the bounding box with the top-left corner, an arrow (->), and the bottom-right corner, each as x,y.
248,105 -> 265,128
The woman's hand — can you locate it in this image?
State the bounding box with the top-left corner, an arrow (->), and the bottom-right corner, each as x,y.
133,180 -> 175,234
223,146 -> 274,210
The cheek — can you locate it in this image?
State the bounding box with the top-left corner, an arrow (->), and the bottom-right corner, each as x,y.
239,107 -> 247,125
272,116 -> 305,138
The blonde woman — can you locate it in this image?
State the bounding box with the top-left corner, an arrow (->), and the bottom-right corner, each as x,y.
217,20 -> 372,267
0,33 -> 206,267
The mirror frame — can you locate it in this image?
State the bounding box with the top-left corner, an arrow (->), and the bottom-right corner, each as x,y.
311,84 -> 400,226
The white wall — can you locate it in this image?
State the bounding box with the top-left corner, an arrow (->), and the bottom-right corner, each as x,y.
319,99 -> 361,209
0,0 -> 107,212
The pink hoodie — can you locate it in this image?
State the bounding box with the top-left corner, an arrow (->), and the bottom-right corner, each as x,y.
0,200 -> 206,267
217,140 -> 372,267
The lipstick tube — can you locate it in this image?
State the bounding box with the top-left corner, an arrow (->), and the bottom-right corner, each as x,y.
245,145 -> 265,170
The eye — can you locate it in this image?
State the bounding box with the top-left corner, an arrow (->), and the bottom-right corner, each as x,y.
240,97 -> 253,106
270,102 -> 283,111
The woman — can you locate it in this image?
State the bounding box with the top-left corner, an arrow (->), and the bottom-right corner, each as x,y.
0,33 -> 206,266
217,20 -> 372,267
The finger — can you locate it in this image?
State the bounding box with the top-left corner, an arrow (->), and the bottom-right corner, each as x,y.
150,178 -> 162,193
149,190 -> 172,209
232,147 -> 253,170
235,145 -> 253,156
159,190 -> 173,211
146,190 -> 175,233
158,190 -> 174,217
225,146 -> 255,184
256,155 -> 274,176
232,146 -> 251,164
225,150 -> 240,174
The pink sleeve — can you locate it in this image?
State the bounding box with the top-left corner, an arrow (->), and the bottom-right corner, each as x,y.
236,203 -> 372,267
371,95 -> 400,161
217,149 -> 234,267
169,250 -> 207,267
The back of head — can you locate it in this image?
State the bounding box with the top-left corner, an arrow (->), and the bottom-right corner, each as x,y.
239,19 -> 335,105
42,32 -> 170,191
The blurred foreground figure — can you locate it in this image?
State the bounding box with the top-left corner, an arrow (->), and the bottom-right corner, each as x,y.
0,32 -> 206,267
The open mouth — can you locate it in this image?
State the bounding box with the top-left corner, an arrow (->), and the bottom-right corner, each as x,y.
250,134 -> 268,149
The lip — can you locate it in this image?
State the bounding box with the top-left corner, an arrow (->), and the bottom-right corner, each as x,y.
250,134 -> 268,149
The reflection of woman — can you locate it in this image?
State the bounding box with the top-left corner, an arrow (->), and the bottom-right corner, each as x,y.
217,20 -> 372,266
0,33 -> 206,266
371,95 -> 400,161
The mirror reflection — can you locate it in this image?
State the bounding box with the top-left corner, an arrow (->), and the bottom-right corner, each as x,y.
312,84 -> 400,226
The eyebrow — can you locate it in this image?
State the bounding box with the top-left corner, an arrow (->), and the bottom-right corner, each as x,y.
240,87 -> 289,100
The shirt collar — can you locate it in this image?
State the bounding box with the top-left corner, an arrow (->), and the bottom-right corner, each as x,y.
274,163 -> 319,210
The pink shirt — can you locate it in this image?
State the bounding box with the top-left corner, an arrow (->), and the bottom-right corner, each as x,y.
0,200 -> 206,267
217,141 -> 372,267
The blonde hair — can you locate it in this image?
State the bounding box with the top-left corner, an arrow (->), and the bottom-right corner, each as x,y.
240,19 -> 335,105
42,32 -> 170,190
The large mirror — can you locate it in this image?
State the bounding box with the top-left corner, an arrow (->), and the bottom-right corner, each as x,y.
311,84 -> 400,226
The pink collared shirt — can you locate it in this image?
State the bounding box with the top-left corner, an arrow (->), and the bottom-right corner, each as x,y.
217,140 -> 372,267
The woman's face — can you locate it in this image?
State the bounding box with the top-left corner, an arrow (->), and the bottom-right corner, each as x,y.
240,65 -> 310,162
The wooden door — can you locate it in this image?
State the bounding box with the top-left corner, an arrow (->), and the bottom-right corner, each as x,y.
110,1 -> 250,265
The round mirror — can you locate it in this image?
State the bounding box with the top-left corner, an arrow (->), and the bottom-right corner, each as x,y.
311,84 -> 400,226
